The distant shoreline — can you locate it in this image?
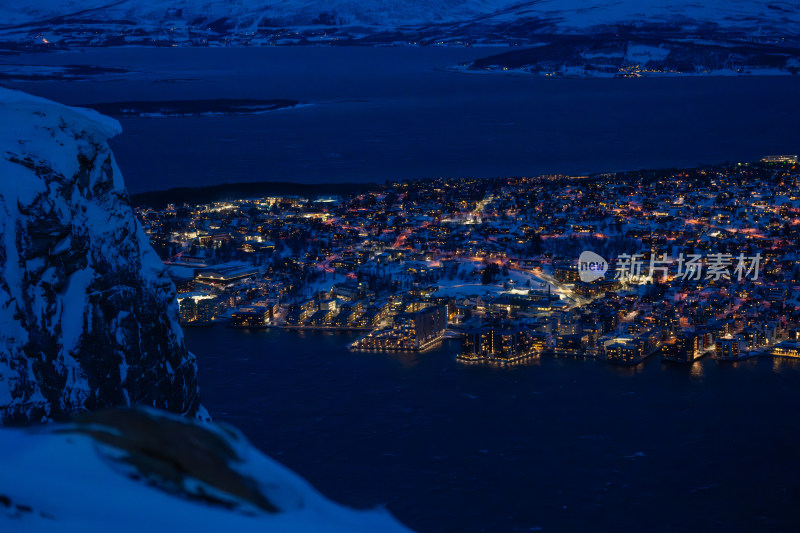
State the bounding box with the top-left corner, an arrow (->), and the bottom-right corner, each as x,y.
130,158 -> 797,208
84,98 -> 305,118
131,181 -> 380,208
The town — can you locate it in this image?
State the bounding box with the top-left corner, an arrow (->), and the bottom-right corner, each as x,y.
135,156 -> 800,366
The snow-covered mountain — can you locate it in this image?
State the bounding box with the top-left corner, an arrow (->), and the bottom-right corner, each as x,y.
0,88 -> 202,424
0,1 -> 516,28
0,408 -> 409,531
0,0 -> 797,47
2,0 -> 797,31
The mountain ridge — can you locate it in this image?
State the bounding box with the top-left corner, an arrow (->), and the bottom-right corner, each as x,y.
1,0 -> 797,48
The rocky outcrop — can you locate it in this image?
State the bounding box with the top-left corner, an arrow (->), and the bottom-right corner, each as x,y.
0,408 -> 410,531
0,88 -> 201,424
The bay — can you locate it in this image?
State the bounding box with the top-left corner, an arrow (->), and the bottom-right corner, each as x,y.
188,326 -> 800,532
4,47 -> 799,194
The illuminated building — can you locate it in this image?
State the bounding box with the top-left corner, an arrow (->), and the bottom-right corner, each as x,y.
606,330 -> 662,365
231,310 -> 269,328
553,261 -> 580,283
195,297 -> 218,323
333,309 -> 359,327
715,336 -> 746,360
307,309 -> 335,326
393,306 -> 447,349
662,333 -> 701,362
554,333 -> 583,356
573,278 -> 620,298
283,301 -> 317,326
351,306 -> 446,351
179,298 -> 197,323
772,340 -> 800,359
761,155 -> 798,164
460,327 -> 545,364
332,282 -> 364,300
741,327 -> 766,350
194,265 -> 259,289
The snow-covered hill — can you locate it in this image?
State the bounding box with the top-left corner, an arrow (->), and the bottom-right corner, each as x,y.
476,0 -> 800,34
0,1 -> 511,28
2,0 -> 797,31
0,88 -> 202,424
0,408 -> 410,531
0,0 -> 797,47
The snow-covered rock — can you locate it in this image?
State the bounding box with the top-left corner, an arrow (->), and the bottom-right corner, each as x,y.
0,408 -> 410,532
0,88 -> 201,424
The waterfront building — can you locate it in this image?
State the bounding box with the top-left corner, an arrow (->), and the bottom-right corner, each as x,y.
231,310 -> 269,328
772,340 -> 800,358
460,327 -> 545,363
606,330 -> 661,365
662,333 -> 701,362
393,306 -> 447,349
715,336 -> 747,360
554,334 -> 584,356
196,297 -> 219,323
352,306 -> 446,351
179,298 -> 197,323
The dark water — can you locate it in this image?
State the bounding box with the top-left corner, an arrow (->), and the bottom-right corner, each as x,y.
187,326 -> 800,532
4,48 -> 800,193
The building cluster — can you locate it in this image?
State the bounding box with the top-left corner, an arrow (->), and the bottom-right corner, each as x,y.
351,306 -> 448,351
136,158 -> 800,362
